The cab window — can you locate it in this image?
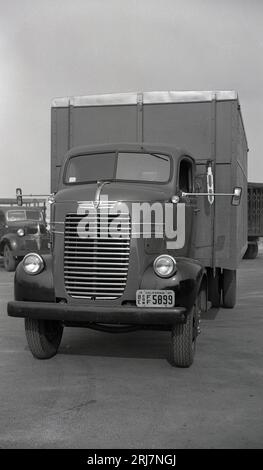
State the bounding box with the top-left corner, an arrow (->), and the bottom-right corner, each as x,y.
178,158 -> 193,193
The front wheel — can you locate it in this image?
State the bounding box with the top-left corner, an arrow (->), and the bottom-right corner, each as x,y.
170,307 -> 198,368
25,318 -> 63,359
3,244 -> 17,272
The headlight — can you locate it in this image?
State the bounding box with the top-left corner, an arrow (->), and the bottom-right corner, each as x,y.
153,255 -> 176,278
23,253 -> 44,275
17,228 -> 25,237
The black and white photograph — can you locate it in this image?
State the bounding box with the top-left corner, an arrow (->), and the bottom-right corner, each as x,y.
0,0 -> 262,458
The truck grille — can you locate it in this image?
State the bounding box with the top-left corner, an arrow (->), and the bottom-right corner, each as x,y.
64,202 -> 131,299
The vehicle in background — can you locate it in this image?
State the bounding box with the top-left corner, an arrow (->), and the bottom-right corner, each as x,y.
0,199 -> 50,271
243,182 -> 263,259
8,91 -> 248,367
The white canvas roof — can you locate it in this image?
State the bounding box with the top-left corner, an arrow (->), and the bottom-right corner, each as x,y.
52,90 -> 238,107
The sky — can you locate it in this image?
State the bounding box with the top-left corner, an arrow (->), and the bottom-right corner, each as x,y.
0,0 -> 263,197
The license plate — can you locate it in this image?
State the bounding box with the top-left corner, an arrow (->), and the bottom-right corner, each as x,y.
136,290 -> 175,308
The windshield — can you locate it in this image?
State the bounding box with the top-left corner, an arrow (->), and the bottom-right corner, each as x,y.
7,210 -> 43,222
65,152 -> 171,184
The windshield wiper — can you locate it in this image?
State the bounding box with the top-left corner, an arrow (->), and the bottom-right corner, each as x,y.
151,153 -> 169,161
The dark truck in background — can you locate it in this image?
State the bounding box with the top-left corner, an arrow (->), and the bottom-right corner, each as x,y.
0,199 -> 49,271
244,182 -> 263,259
8,91 -> 248,367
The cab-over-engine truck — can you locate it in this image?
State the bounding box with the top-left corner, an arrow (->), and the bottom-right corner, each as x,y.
8,91 -> 248,367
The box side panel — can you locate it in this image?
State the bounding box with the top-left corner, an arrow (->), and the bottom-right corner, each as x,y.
71,105 -> 138,147
51,104 -> 138,192
214,101 -> 233,163
236,106 -> 248,258
212,102 -> 235,268
143,102 -> 212,158
214,104 -> 247,269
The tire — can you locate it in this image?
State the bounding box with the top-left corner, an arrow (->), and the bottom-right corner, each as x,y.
3,244 -> 17,272
243,243 -> 258,260
25,318 -> 63,359
170,301 -> 199,368
208,268 -> 221,308
199,281 -> 208,313
222,269 -> 236,309
252,244 -> 259,259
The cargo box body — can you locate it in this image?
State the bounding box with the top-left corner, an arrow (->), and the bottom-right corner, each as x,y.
51,91 -> 248,270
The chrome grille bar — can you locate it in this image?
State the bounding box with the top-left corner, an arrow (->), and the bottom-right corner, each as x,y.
64,206 -> 131,299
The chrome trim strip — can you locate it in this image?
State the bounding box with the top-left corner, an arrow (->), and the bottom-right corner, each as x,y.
64,236 -> 130,240
64,267 -> 128,271
64,261 -> 129,265
65,280 -> 126,289
64,276 -> 126,280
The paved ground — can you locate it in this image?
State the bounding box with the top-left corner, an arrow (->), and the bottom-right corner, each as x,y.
0,254 -> 262,449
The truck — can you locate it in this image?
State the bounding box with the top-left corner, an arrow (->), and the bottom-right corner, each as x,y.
0,198 -> 50,271
7,91 -> 248,367
244,182 -> 263,259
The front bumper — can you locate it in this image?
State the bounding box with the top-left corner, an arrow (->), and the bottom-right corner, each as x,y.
7,301 -> 187,326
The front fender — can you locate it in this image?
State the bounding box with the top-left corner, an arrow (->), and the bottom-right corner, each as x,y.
140,257 -> 205,310
14,254 -> 55,302
0,234 -> 21,254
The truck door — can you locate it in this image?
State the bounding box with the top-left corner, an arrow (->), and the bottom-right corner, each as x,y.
176,157 -> 197,257
194,161 -> 214,265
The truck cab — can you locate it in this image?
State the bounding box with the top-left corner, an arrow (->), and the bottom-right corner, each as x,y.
9,143 -> 207,367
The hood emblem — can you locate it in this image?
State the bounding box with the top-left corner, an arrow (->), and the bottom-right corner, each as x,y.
93,181 -> 111,209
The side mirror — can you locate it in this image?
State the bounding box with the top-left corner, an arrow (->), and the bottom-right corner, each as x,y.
48,193 -> 55,204
231,187 -> 242,206
206,163 -> 214,205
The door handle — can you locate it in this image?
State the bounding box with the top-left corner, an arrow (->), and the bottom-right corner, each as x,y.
194,208 -> 201,213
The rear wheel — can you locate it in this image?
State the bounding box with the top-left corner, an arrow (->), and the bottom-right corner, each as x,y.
243,243 -> 258,260
25,318 -> 63,359
170,292 -> 202,368
222,269 -> 236,308
3,244 -> 17,272
251,244 -> 258,259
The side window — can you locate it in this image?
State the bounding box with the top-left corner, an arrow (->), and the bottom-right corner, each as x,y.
178,159 -> 193,193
